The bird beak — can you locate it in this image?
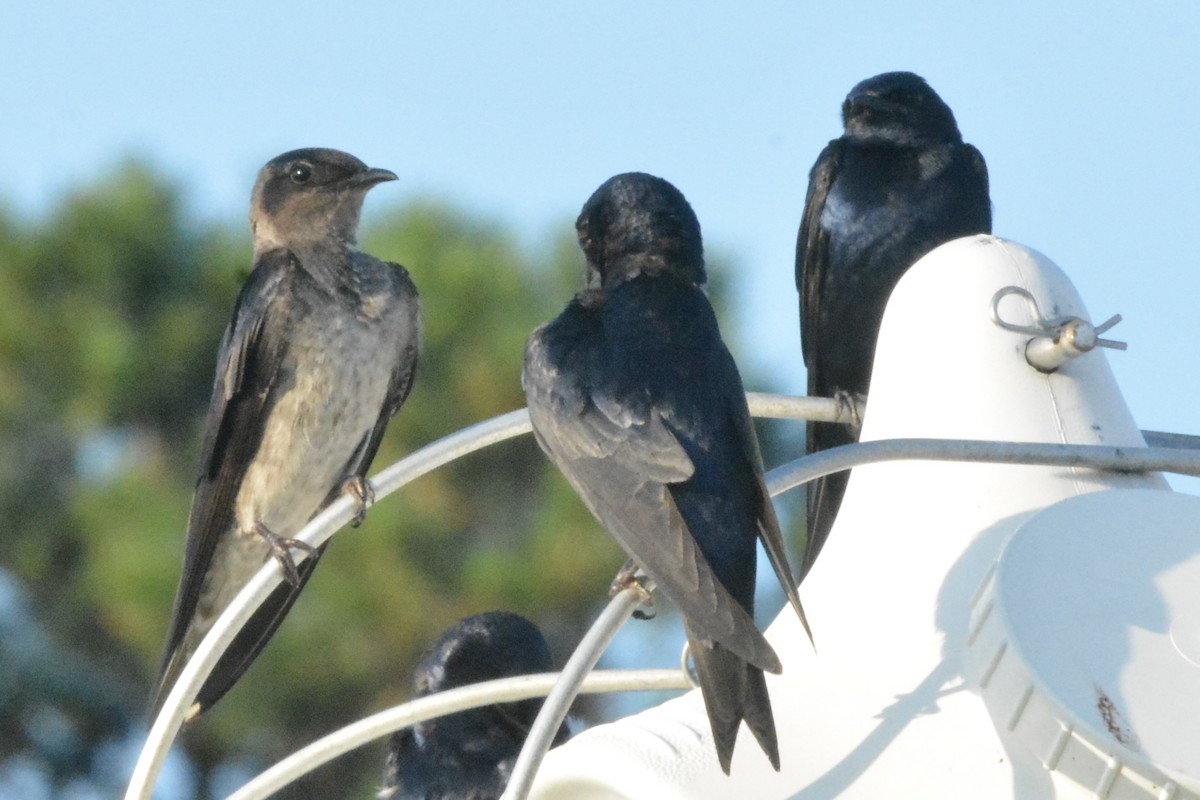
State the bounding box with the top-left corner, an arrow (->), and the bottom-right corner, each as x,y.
346,167 -> 399,189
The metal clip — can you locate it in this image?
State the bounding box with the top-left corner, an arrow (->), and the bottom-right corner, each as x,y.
990,286 -> 1126,373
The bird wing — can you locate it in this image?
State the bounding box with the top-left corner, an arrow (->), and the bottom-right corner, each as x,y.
965,143 -> 991,212
796,138 -> 844,370
963,143 -> 994,234
329,262 -> 422,492
157,249 -> 303,682
794,139 -> 852,578
724,375 -> 813,643
523,314 -> 780,673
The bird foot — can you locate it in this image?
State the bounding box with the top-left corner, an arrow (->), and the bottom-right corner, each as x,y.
610,560 -> 656,620
834,389 -> 866,432
341,476 -> 376,527
254,521 -> 318,587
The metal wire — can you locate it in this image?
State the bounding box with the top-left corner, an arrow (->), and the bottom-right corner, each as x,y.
226,668 -> 691,800
500,584 -> 649,800
765,438 -> 1200,499
497,440 -> 1200,800
125,398 -> 851,800
125,409 -> 533,800
123,395 -> 1200,800
745,392 -> 858,423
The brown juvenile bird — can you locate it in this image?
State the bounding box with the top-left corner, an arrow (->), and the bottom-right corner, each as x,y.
152,148 -> 420,718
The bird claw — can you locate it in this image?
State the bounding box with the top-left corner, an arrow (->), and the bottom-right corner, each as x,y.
342,476 -> 375,527
610,560 -> 656,619
834,389 -> 865,432
254,521 -> 317,587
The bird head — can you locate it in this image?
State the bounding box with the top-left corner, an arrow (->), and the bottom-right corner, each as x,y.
249,148 -> 396,254
841,71 -> 962,145
411,612 -> 566,750
576,172 -> 706,291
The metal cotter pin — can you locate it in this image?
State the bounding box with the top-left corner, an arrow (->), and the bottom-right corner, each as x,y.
990,286 -> 1127,373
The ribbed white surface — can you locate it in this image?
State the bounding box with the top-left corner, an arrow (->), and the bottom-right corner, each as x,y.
968,489 -> 1200,799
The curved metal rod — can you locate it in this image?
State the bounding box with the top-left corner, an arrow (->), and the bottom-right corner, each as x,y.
991,285 -> 1066,335
497,440 -> 1200,800
765,438 -> 1200,498
125,396 -> 851,799
745,392 -> 858,423
227,668 -> 690,800
501,584 -> 648,800
124,394 -> 1198,799
125,409 -> 533,800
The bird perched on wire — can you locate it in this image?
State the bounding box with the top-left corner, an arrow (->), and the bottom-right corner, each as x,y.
152,148 -> 420,719
379,611 -> 569,800
523,172 -> 810,774
796,71 -> 991,575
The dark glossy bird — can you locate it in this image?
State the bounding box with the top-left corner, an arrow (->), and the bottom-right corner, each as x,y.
379,612 -> 568,800
796,71 -> 991,574
151,148 -> 420,719
523,172 -> 810,774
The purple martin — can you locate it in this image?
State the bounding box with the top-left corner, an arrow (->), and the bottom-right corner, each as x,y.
152,148 -> 420,719
379,612 -> 568,800
796,72 -> 991,574
523,172 -> 811,774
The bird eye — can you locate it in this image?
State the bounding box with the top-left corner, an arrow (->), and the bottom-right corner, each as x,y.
289,163 -> 313,184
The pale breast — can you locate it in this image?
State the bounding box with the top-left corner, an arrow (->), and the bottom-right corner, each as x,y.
233,308 -> 397,537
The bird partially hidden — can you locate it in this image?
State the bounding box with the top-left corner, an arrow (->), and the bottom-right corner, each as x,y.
523,172 -> 811,774
796,71 -> 991,575
151,148 -> 421,720
379,612 -> 570,800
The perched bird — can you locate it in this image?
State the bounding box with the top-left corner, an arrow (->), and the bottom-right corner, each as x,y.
379,612 -> 569,800
523,172 -> 810,774
152,148 -> 420,719
796,71 -> 991,574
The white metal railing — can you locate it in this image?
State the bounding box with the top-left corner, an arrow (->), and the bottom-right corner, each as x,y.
123,394 -> 1200,800
227,666 -> 689,800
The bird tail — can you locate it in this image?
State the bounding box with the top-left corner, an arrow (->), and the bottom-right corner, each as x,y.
149,543 -> 326,722
802,417 -> 856,577
687,628 -> 780,774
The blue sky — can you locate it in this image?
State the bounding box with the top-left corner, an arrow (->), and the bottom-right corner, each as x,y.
5,2 -> 1199,469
